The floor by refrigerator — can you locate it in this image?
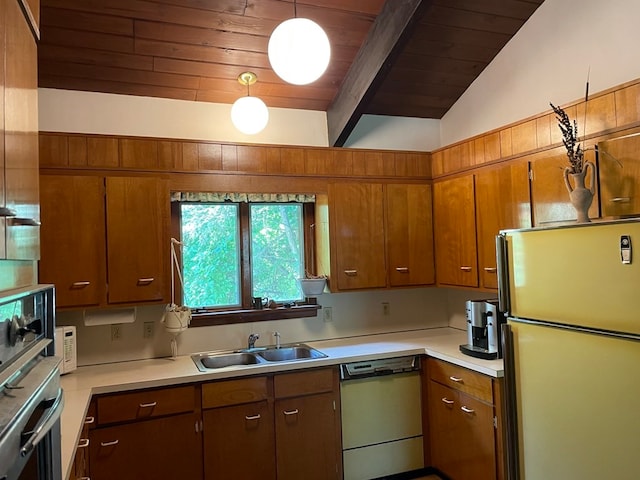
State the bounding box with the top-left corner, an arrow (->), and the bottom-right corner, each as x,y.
497,219 -> 640,480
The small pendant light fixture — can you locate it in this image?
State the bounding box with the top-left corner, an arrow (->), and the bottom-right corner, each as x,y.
268,0 -> 331,85
231,72 -> 269,135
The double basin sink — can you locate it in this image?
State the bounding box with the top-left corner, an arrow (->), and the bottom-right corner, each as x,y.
192,344 -> 327,371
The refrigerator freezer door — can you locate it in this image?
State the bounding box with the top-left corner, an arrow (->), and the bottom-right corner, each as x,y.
509,319 -> 640,479
505,220 -> 640,334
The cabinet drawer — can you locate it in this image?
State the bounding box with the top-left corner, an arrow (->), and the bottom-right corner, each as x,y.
96,385 -> 196,425
274,368 -> 335,399
427,358 -> 492,403
202,376 -> 269,409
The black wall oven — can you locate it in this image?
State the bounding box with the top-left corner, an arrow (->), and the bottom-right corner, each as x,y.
0,285 -> 62,480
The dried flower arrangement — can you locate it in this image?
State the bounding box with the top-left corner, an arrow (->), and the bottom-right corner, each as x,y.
550,102 -> 585,174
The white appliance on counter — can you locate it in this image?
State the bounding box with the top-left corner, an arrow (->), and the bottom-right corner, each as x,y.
340,356 -> 424,480
55,325 -> 77,374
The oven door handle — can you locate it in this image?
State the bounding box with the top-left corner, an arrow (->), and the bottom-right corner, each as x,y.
20,388 -> 64,457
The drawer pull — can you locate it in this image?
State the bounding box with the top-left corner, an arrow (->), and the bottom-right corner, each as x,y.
449,376 -> 463,383
245,414 -> 261,421
395,267 -> 409,273
460,266 -> 472,272
137,277 -> 155,285
100,440 -> 119,447
483,267 -> 497,273
72,281 -> 91,288
139,401 -> 157,408
344,270 -> 358,276
77,438 -> 90,448
441,397 -> 454,405
77,477 -> 91,480
283,409 -> 299,416
84,416 -> 95,424
461,406 -> 475,414
610,197 -> 631,203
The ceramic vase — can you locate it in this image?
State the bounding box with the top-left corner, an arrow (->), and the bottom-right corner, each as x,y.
563,161 -> 595,223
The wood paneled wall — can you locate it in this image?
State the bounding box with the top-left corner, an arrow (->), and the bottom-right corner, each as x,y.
432,79 -> 640,177
39,133 -> 432,180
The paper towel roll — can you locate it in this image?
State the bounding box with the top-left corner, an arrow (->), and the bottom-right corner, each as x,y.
83,308 -> 136,326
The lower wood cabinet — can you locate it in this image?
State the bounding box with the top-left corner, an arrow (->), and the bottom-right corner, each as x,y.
425,358 -> 504,480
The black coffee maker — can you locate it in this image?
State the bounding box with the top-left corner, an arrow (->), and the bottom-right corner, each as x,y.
459,299 -> 505,360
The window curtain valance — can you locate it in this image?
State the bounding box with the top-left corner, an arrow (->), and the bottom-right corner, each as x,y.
170,192 -> 315,203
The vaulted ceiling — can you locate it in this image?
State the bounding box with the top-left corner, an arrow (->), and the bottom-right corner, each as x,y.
38,0 -> 545,146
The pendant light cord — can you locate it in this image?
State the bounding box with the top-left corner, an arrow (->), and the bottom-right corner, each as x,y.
293,0 -> 297,18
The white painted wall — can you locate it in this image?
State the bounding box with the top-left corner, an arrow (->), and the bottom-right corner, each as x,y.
343,114 -> 441,151
441,0 -> 640,145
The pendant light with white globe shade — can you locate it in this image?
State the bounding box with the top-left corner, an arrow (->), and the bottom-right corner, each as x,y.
268,0 -> 331,85
231,72 -> 269,135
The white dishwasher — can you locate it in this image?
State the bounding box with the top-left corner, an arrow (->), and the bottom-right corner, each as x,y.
340,356 -> 424,480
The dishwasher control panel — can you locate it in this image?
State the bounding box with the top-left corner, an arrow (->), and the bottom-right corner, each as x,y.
340,355 -> 420,380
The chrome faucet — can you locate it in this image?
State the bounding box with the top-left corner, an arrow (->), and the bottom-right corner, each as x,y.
247,333 -> 260,350
273,331 -> 281,349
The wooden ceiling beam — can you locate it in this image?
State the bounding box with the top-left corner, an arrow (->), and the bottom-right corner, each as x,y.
326,0 -> 430,147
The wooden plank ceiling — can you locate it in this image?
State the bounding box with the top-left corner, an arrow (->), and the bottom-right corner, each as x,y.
38,0 -> 545,146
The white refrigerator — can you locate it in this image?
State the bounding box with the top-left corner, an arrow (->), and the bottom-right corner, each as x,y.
497,219 -> 640,480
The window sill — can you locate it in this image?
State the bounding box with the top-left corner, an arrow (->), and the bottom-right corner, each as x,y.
189,304 -> 321,327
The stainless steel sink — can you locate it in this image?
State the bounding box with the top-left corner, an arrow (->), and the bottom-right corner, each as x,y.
192,344 -> 327,371
257,344 -> 327,362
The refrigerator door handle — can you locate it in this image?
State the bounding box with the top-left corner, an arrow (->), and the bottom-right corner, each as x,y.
496,233 -> 510,314
501,323 -> 519,480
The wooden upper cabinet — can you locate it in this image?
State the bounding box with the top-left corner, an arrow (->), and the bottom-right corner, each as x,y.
597,133 -> 640,217
106,177 -> 169,304
39,176 -> 106,308
475,162 -> 532,289
328,183 -> 386,291
433,175 -> 478,288
530,148 -> 599,226
0,0 -> 6,260
385,184 -> 435,287
3,0 -> 39,260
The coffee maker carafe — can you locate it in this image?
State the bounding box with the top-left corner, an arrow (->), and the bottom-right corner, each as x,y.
459,299 -> 505,360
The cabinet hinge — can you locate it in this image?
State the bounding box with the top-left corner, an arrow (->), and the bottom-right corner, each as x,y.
529,169 -> 534,181
494,416 -> 497,429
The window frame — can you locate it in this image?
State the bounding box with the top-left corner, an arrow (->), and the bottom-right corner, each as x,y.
170,200 -> 320,326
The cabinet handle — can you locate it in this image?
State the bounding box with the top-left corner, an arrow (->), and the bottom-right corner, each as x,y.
137,277 -> 155,285
9,217 -> 41,226
449,376 -> 463,383
459,266 -> 472,272
283,409 -> 299,416
483,267 -> 497,273
77,477 -> 91,480
100,440 -> 119,447
461,406 -> 475,414
245,414 -> 261,421
610,197 -> 631,203
343,270 -> 357,276
84,416 -> 95,424
441,397 -> 454,405
395,267 -> 409,273
139,401 -> 157,408
72,281 -> 91,288
77,438 -> 90,448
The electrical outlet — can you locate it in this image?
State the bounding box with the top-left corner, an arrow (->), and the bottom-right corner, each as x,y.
323,306 -> 333,323
111,324 -> 122,341
143,321 -> 154,339
382,302 -> 390,316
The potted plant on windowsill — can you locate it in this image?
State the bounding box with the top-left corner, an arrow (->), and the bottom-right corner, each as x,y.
298,273 -> 327,304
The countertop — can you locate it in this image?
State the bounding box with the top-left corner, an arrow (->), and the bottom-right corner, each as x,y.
59,327 -> 503,479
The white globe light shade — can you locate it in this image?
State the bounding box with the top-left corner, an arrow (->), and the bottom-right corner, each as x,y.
268,17 -> 331,85
231,96 -> 269,135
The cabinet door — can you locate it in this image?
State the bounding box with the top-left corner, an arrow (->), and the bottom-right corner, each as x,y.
275,392 -> 339,480
4,0 -> 39,260
106,177 -> 169,304
203,401 -> 276,480
597,134 -> 640,217
433,176 -> 478,287
329,183 -> 386,290
530,149 -> 599,225
89,413 -> 202,480
385,184 -> 435,287
39,176 -> 106,308
475,162 -> 531,289
428,381 -> 496,480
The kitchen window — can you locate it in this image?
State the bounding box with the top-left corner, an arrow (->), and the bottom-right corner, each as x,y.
171,193 -> 318,325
